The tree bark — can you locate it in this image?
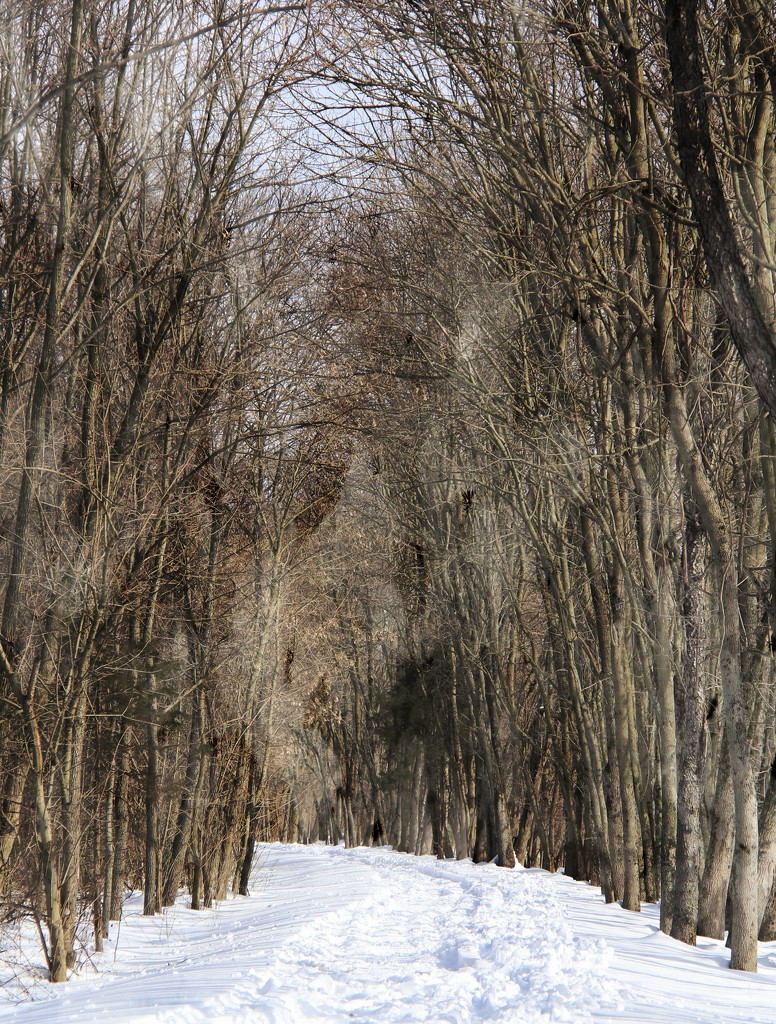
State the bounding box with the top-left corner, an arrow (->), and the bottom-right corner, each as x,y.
109,733 -> 130,923
671,514 -> 706,945
666,0 -> 776,423
162,685 -> 205,907
698,740 -> 735,939
662,323 -> 759,970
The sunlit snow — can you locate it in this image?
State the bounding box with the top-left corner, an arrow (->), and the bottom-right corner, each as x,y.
3,844 -> 776,1023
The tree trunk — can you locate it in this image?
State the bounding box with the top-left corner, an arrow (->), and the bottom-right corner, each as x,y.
24,695 -> 68,982
61,692 -> 88,966
143,693 -> 161,916
0,760 -> 28,890
237,754 -> 259,896
664,337 -> 759,971
162,686 -> 205,906
666,0 -> 776,422
671,515 -> 706,944
109,734 -> 130,922
698,742 -> 735,939
757,769 -> 776,935
101,748 -> 116,934
611,633 -> 641,911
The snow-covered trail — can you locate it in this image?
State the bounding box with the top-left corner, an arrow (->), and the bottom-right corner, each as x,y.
0,846 -> 378,1023
2,844 -> 776,1023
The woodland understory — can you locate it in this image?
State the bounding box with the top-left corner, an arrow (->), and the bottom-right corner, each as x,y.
2,0 -> 776,982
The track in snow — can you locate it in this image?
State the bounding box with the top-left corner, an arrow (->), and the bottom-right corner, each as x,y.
2,844 -> 776,1023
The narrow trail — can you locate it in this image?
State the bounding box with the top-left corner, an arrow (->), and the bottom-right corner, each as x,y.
2,844 -> 776,1023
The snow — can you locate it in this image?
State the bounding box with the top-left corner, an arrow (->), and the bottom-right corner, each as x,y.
3,844 -> 776,1023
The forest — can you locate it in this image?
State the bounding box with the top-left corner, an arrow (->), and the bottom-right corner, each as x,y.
1,0 -> 776,984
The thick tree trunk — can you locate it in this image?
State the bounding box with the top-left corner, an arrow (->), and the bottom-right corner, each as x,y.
408,748 -> 425,855
663,328 -> 759,970
758,880 -> 776,942
481,669 -> 516,868
715,584 -> 759,971
212,741 -> 251,900
621,350 -> 679,928
671,516 -> 706,945
698,742 -> 735,939
610,633 -> 641,911
238,753 -> 260,896
757,770 -> 776,935
162,686 -> 205,906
